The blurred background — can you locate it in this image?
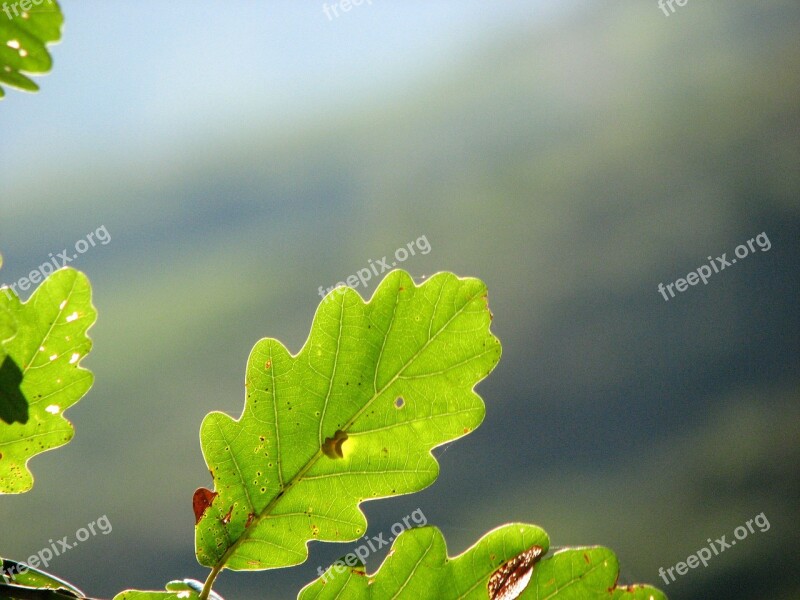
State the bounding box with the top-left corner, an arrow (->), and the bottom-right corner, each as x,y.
1,1 -> 798,599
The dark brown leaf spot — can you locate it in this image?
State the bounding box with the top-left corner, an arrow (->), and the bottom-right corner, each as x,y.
193,487 -> 218,524
322,429 -> 348,459
488,545 -> 544,600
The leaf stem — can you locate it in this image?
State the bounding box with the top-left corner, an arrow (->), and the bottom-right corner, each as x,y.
199,565 -> 223,600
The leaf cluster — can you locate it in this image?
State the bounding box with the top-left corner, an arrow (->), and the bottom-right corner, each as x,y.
0,0 -> 62,98
0,262 -> 666,600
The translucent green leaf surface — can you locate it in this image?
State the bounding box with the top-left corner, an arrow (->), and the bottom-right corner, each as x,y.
196,270 -> 500,571
0,304 -> 15,344
301,526 -> 667,600
0,268 -> 96,493
0,260 -> 21,424
0,0 -> 63,98
520,546 -> 667,600
298,524 -> 549,600
0,256 -> 18,347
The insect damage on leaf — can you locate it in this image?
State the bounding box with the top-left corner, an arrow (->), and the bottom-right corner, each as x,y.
488,545 -> 544,600
193,487 -> 218,524
321,429 -> 348,459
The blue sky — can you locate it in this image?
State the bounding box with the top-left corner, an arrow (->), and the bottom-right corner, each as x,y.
0,1 -> 571,195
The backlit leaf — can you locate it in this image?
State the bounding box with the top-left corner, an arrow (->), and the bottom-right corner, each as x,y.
520,546 -> 668,600
300,527 -> 667,600
195,270 -> 501,571
0,0 -> 63,98
298,524 -> 548,600
0,268 -> 96,493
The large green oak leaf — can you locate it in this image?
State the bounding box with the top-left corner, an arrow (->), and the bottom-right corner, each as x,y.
0,268 -> 96,493
0,0 -> 63,98
195,270 -> 501,571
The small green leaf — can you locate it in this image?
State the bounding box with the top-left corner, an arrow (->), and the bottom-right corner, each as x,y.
298,524 -> 549,599
0,268 -> 96,494
0,0 -> 63,98
196,270 -> 501,571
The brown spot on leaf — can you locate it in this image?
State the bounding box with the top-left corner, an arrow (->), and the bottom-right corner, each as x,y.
246,512 -> 256,528
193,487 -> 217,524
222,505 -> 234,525
322,429 -> 348,459
488,545 -> 544,600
